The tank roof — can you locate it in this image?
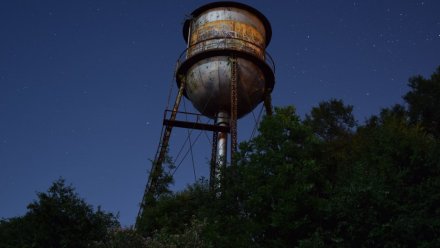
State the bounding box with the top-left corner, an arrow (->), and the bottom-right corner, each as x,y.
182,1 -> 272,46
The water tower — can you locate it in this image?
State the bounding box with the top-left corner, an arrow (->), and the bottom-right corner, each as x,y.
137,1 -> 275,225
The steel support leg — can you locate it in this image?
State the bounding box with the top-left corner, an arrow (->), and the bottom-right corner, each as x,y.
136,80 -> 185,226
210,126 -> 218,191
230,54 -> 238,164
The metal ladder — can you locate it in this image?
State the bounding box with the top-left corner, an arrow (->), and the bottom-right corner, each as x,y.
230,54 -> 238,163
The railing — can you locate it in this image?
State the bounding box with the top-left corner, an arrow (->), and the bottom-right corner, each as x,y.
176,37 -> 276,74
163,109 -> 206,124
162,109 -> 229,133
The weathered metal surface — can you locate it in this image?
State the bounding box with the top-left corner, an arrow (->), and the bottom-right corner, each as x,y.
188,17 -> 265,59
186,3 -> 268,60
264,92 -> 273,116
215,111 -> 229,177
230,54 -> 238,160
185,56 -> 267,118
182,2 -> 272,46
177,2 -> 274,119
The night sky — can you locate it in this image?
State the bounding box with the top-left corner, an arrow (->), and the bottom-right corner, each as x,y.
1,0 -> 439,227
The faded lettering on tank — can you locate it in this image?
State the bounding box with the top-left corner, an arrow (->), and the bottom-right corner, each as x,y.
187,20 -> 265,59
190,20 -> 264,48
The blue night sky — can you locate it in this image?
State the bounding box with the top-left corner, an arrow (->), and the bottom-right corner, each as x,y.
1,0 -> 439,226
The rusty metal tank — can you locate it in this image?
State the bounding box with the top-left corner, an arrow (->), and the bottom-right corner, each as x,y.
176,1 -> 275,119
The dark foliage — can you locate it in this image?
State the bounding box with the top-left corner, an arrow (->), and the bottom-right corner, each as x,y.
404,66 -> 440,137
3,67 -> 440,247
136,67 -> 440,247
304,98 -> 356,141
0,179 -> 119,248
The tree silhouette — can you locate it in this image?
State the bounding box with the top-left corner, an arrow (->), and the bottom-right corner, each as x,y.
0,179 -> 119,248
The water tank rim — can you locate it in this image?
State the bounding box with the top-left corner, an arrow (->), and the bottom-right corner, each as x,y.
182,1 -> 272,47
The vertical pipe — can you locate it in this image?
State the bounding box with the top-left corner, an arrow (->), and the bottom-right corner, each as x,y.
215,111 -> 229,186
264,92 -> 273,116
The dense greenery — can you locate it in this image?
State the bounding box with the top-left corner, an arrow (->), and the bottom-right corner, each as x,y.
135,66 -> 440,247
2,67 -> 440,247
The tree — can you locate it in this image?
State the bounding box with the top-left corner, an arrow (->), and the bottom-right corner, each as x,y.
0,179 -> 119,248
95,219 -> 212,248
92,228 -> 148,248
404,66 -> 440,137
135,154 -> 176,234
338,107 -> 440,247
0,217 -> 34,248
304,99 -> 356,141
220,106 -> 331,246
